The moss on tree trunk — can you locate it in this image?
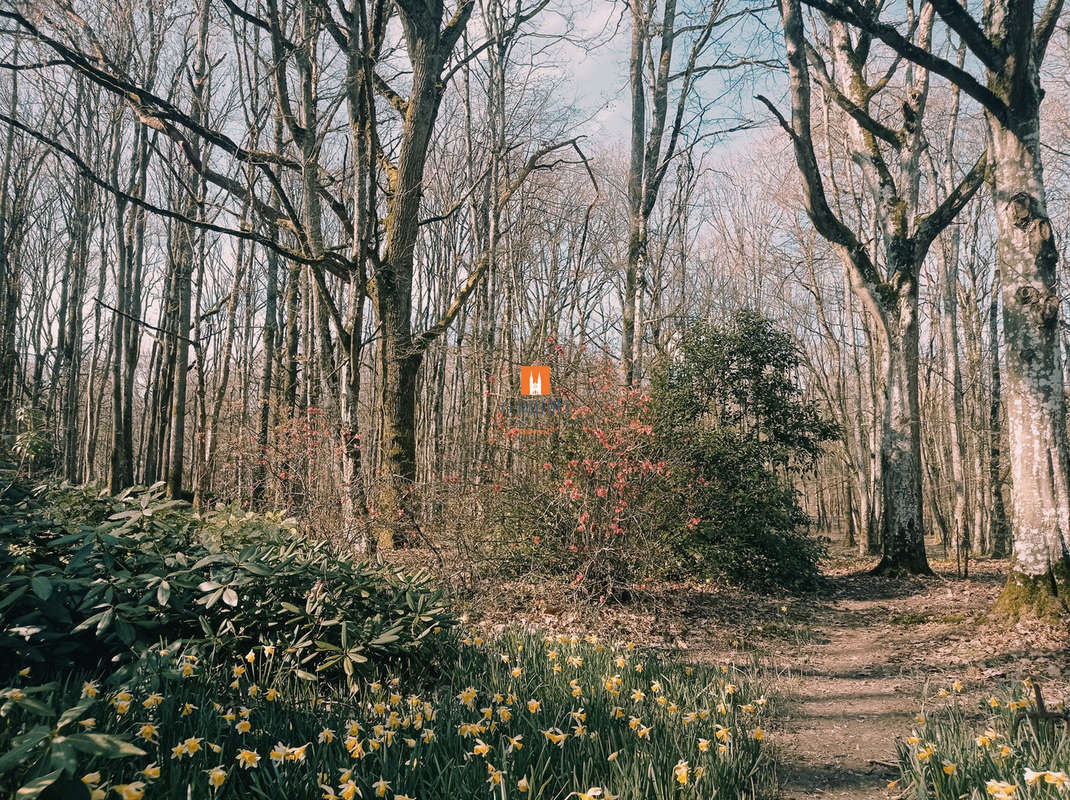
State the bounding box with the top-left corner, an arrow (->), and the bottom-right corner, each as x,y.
994,559 -> 1070,621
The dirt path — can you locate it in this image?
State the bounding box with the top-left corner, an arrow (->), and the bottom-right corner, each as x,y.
771,560 -> 1069,800
774,596 -> 918,799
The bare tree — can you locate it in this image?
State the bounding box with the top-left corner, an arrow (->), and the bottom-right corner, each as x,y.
761,0 -> 985,573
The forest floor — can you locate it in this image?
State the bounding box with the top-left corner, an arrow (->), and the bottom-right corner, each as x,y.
449,548 -> 1070,800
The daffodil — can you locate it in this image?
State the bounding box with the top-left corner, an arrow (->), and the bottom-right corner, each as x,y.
458,687 -> 477,709
543,728 -> 568,746
82,681 -> 99,698
286,744 -> 308,762
113,782 -> 146,800
319,728 -> 335,743
528,699 -> 541,713
142,693 -> 163,708
206,766 -> 227,788
142,763 -> 161,780
517,776 -> 530,792
345,736 -> 366,759
372,778 -> 390,797
237,749 -> 260,769
674,761 -> 690,784
1045,771 -> 1069,789
985,780 -> 1017,799
942,762 -> 957,775
81,772 -> 102,785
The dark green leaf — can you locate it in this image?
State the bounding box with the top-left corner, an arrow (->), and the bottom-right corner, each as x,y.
66,733 -> 146,758
14,770 -> 62,799
30,576 -> 52,601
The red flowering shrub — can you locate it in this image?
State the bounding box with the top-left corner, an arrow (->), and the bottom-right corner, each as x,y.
494,373 -> 690,593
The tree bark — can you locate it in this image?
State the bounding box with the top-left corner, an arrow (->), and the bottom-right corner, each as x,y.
989,117 -> 1070,614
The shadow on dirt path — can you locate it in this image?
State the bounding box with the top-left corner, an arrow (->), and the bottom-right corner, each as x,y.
771,557 -> 1069,800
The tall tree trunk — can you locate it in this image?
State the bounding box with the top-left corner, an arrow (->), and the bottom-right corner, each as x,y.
989,114 -> 1070,614
622,0 -> 646,386
253,244 -> 279,504
874,280 -> 930,574
989,265 -> 1012,558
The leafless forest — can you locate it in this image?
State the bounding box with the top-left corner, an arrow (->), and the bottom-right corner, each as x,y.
1,0 -> 1069,614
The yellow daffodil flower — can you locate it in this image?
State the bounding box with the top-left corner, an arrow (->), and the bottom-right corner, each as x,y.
237,749 -> 260,769
206,766 -> 227,788
113,782 -> 146,800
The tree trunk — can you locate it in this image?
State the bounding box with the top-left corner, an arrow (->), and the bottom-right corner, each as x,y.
873,281 -> 931,574
989,265 -> 1012,558
622,0 -> 646,386
989,115 -> 1070,615
253,244 -> 279,504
